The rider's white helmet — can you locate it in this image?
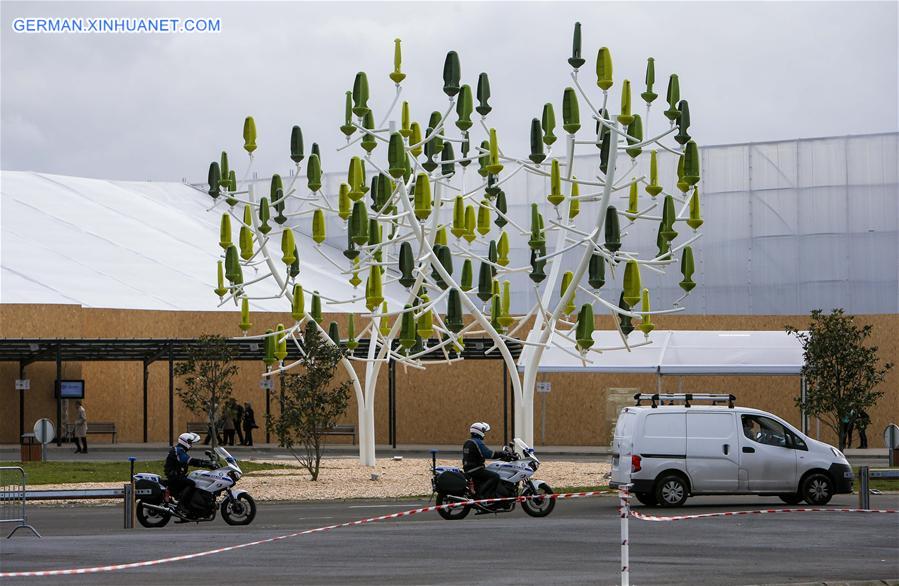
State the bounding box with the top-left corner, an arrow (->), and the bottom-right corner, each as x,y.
178,432 -> 201,450
469,422 -> 491,438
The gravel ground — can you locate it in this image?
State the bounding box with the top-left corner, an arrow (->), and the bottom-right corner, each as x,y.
29,457 -> 610,502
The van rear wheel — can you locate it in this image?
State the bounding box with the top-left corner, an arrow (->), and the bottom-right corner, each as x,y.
654,474 -> 689,507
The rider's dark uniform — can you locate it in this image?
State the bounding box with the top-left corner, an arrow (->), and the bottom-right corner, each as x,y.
164,445 -> 212,513
462,435 -> 502,499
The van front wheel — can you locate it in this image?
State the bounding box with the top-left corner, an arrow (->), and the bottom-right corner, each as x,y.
634,492 -> 658,506
654,474 -> 689,507
778,493 -> 803,505
801,473 -> 833,506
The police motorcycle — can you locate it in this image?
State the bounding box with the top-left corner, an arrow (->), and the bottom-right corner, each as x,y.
133,447 -> 256,528
430,438 -> 555,520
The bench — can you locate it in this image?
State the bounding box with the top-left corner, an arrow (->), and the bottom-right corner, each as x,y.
86,422 -> 117,443
319,424 -> 356,444
186,422 -> 210,435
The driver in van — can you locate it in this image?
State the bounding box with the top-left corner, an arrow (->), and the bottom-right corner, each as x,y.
462,422 -> 512,502
164,432 -> 214,517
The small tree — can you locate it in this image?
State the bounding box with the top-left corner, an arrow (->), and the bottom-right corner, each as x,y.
269,321 -> 351,480
175,335 -> 240,450
786,309 -> 893,450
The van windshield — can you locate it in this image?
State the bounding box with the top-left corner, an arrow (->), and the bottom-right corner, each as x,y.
614,411 -> 637,438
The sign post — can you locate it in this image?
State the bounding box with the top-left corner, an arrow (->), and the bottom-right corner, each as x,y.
33,418 -> 55,462
884,424 -> 899,467
536,382 -> 551,445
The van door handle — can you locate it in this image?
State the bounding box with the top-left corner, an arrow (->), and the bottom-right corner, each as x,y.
742,446 -> 755,454
722,444 -> 729,455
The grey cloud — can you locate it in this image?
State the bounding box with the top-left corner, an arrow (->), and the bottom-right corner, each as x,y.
1,1 -> 896,181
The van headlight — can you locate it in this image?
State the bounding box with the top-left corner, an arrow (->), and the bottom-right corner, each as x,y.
830,447 -> 844,459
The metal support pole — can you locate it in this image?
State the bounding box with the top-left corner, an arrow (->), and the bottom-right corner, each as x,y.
55,345 -> 62,446
389,358 -> 397,449
858,466 -> 869,510
510,369 -> 515,440
889,426 -> 897,467
265,387 -> 271,445
142,362 -> 149,443
168,345 -> 174,446
18,362 -> 25,442
502,362 -> 508,445
800,376 -> 808,435
619,484 -> 631,586
123,483 -> 133,529
128,457 -> 136,529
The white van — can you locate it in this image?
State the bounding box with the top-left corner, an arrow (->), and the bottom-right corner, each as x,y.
609,394 -> 853,507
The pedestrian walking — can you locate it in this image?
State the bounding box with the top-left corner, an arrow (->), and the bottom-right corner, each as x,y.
73,401 -> 88,454
243,402 -> 257,447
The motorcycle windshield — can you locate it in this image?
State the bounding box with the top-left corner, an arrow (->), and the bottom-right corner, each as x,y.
514,438 -> 538,462
215,447 -> 239,467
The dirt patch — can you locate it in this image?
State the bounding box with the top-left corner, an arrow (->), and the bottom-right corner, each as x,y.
28,457 -> 610,502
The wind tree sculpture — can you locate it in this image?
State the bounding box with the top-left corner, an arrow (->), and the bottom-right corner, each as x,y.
201,23 -> 704,466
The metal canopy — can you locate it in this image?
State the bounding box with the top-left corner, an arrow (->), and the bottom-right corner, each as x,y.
3,336 -> 522,447
0,337 -> 522,365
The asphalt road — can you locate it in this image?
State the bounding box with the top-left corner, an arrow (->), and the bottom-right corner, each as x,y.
2,494 -> 897,586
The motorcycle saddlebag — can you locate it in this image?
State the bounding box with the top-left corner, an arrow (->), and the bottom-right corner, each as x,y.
134,479 -> 165,504
435,470 -> 468,496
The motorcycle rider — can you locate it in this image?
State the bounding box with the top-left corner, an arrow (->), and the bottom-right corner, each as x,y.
462,422 -> 511,503
164,432 -> 214,517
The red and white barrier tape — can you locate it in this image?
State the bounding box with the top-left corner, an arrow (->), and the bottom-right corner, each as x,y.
0,491 -> 605,578
631,506 -> 898,522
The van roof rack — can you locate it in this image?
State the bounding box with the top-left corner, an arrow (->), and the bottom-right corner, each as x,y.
633,393 -> 736,409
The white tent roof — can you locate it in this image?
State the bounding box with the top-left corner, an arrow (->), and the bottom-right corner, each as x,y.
520,330 -> 805,375
0,171 -> 407,312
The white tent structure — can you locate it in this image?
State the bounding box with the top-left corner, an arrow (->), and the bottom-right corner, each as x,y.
0,171 -> 408,311
522,330 -> 805,375
518,329 -> 810,432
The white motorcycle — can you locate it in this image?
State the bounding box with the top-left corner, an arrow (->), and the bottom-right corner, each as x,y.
431,438 -> 555,520
133,447 -> 256,528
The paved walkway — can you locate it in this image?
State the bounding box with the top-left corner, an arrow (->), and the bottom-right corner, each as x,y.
1,443 -> 890,465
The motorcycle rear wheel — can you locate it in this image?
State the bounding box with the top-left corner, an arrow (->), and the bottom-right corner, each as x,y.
221,493 -> 257,526
136,500 -> 171,528
521,484 -> 555,518
436,493 -> 470,520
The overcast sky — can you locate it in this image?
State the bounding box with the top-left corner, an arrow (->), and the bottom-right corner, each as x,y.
2,1 -> 897,182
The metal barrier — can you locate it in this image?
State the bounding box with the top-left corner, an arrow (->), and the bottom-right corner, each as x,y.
858,466 -> 899,509
0,467 -> 40,538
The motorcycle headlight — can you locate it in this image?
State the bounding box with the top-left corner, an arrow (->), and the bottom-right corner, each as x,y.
529,461 -> 539,471
229,470 -> 242,482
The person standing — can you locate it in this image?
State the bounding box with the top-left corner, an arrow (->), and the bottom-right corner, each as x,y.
242,402 -> 257,447
73,401 -> 88,454
856,409 -> 870,449
233,401 -> 245,445
222,403 -> 236,446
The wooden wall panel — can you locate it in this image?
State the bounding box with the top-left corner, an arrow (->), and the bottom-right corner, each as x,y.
1,305 -> 896,449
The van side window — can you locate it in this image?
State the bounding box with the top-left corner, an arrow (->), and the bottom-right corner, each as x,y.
741,415 -> 788,448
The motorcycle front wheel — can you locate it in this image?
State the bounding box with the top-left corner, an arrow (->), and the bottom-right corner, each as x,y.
221,493 -> 257,526
136,500 -> 171,528
521,484 -> 555,518
436,493 -> 470,520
